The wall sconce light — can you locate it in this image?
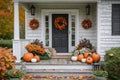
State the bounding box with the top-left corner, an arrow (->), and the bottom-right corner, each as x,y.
30,5 -> 35,16
86,4 -> 90,15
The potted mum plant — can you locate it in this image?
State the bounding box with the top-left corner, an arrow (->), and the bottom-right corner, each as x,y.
93,70 -> 108,80
24,39 -> 51,61
0,47 -> 16,79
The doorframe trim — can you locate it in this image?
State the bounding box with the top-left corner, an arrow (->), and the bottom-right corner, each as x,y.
41,9 -> 79,55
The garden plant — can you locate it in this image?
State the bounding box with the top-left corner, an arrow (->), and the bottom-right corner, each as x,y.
0,47 -> 16,79
104,47 -> 120,80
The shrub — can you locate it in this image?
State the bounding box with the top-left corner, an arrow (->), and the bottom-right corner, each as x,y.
104,47 -> 120,80
93,71 -> 108,77
0,47 -> 16,79
5,69 -> 25,78
0,40 -> 12,48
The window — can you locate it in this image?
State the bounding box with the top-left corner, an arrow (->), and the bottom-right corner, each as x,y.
71,15 -> 76,46
112,4 -> 120,35
45,16 -> 49,46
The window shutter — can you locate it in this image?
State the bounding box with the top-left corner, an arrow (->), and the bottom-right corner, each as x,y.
112,4 -> 120,35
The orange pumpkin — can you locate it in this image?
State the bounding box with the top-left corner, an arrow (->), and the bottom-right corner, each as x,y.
23,53 -> 34,62
34,55 -> 40,62
92,53 -> 100,62
86,56 -> 93,64
84,52 -> 92,58
77,54 -> 84,62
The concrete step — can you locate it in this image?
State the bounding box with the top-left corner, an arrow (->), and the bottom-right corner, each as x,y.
16,59 -> 93,76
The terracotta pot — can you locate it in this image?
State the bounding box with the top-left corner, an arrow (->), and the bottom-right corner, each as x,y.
10,78 -> 21,80
95,76 -> 106,80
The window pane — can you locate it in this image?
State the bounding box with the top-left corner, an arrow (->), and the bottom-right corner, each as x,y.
45,16 -> 49,46
46,28 -> 49,33
46,22 -> 48,27
112,4 -> 120,35
72,41 -> 75,46
72,22 -> 75,27
72,35 -> 75,40
45,16 -> 48,21
71,15 -> 75,46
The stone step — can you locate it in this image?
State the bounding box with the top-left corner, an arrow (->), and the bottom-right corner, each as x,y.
16,59 -> 93,76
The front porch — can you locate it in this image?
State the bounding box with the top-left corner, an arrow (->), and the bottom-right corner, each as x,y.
13,0 -> 99,62
11,1 -> 111,78
12,0 -> 101,75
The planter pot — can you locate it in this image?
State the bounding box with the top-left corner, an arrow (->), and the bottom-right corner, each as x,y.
95,77 -> 105,80
10,78 -> 21,80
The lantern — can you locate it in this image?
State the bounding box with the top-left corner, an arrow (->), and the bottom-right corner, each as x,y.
30,5 -> 35,16
86,4 -> 90,15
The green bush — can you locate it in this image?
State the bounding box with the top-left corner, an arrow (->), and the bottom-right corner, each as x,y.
0,40 -> 12,48
93,71 -> 108,77
104,47 -> 120,80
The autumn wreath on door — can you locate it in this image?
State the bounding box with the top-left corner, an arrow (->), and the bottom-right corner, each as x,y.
29,19 -> 39,30
54,16 -> 67,30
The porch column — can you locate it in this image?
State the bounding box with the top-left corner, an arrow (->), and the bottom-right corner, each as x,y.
97,1 -> 103,61
13,2 -> 21,62
14,2 -> 20,39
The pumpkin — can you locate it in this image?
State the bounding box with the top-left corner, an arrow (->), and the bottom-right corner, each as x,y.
86,54 -> 93,64
23,53 -> 34,62
34,55 -> 40,62
86,56 -> 93,64
84,52 -> 92,58
92,53 -> 100,62
77,54 -> 84,62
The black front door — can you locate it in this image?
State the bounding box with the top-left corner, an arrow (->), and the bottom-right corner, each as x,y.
52,14 -> 68,53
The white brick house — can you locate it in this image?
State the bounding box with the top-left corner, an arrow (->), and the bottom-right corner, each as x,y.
13,0 -> 120,74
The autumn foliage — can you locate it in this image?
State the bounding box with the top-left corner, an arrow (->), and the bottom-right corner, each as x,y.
0,47 -> 16,78
0,0 -> 25,39
25,44 -> 45,55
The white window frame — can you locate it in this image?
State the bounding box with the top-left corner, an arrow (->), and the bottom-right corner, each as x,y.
41,9 -> 79,55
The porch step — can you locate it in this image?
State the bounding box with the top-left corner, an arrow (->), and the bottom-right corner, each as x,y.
16,59 -> 93,76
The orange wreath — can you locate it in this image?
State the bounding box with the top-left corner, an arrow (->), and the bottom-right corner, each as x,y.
82,19 -> 92,29
54,16 -> 67,30
29,19 -> 39,30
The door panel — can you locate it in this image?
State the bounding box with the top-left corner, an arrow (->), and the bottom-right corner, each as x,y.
52,14 -> 68,53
